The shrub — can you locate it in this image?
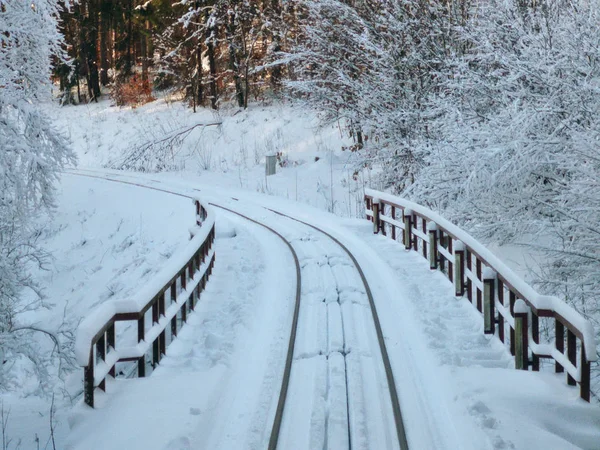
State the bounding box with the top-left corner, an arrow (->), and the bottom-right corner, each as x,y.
110,75 -> 155,107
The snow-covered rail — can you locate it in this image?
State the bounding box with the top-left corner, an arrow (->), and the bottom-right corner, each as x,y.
365,189 -> 597,402
263,207 -> 409,450
75,198 -> 216,407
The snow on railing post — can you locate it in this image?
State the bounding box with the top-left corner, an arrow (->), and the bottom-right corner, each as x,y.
428,222 -> 438,270
365,197 -> 372,222
454,241 -> 466,297
372,198 -> 380,234
483,268 -> 497,334
403,209 -> 413,250
514,300 -> 529,370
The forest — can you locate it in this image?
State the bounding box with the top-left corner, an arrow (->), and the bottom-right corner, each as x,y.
2,0 -> 600,402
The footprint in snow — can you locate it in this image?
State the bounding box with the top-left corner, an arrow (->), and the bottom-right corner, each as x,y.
164,437 -> 191,450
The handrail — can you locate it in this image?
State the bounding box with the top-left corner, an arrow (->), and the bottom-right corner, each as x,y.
365,188 -> 597,402
76,198 -> 216,407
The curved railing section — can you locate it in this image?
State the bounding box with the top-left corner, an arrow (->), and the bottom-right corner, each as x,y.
365,189 -> 597,402
75,199 -> 216,407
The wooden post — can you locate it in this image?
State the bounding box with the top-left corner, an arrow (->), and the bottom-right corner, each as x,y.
84,350 -> 94,407
476,259 -> 482,312
483,268 -> 496,334
428,222 -> 438,270
497,280 -> 505,344
422,218 -> 427,258
195,200 -> 202,226
509,291 -> 516,355
454,241 -> 465,296
96,334 -> 106,391
365,197 -> 372,222
412,212 -> 418,251
555,320 -> 564,373
403,209 -> 413,250
138,315 -> 145,377
372,198 -> 380,234
514,299 -> 529,370
171,278 -> 177,338
380,203 -> 387,236
391,206 -> 396,240
581,344 -> 590,402
466,250 -> 472,303
531,313 -> 540,371
108,324 -> 116,378
567,329 -> 576,386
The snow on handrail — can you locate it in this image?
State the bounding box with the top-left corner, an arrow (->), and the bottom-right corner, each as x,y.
365,188 -> 596,361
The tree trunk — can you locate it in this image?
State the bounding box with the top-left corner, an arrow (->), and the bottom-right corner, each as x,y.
99,0 -> 110,86
195,41 -> 204,107
206,20 -> 218,110
225,14 -> 244,108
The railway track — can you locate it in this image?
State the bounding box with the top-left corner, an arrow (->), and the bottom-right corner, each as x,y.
66,168 -> 409,450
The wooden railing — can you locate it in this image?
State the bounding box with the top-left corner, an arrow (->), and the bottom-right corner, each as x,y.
75,199 -> 216,407
365,189 -> 597,402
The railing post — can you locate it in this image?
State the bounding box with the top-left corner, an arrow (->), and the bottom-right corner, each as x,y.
372,198 -> 380,234
365,197 -> 372,221
567,330 -> 576,386
497,280 -> 505,344
195,200 -> 202,226
555,320 -> 564,373
509,291 -> 516,355
380,202 -> 387,236
581,344 -> 590,402
454,241 -> 465,296
84,350 -> 94,407
108,324 -> 116,378
403,209 -> 413,250
531,313 -> 540,371
391,206 -> 396,240
428,222 -> 438,270
96,334 -> 106,391
138,315 -> 146,377
514,300 -> 529,370
171,280 -> 177,338
483,268 -> 496,334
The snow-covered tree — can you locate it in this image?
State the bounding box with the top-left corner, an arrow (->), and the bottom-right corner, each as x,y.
286,0 -> 467,189
405,0 -> 600,392
0,0 -> 76,389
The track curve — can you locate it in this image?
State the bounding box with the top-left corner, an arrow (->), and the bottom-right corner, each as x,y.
65,168 -> 409,450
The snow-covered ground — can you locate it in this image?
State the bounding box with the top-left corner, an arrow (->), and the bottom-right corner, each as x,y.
3,96 -> 598,448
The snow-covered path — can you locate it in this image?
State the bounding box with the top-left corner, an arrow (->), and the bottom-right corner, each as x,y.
64,170 -> 600,450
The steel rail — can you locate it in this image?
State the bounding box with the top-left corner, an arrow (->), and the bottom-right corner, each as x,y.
266,208 -> 410,450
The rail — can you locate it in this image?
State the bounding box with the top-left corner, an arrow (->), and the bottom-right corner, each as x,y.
75,198 -> 216,407
365,189 -> 597,402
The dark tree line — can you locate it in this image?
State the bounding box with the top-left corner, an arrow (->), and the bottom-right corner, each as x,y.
55,0 -> 296,109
